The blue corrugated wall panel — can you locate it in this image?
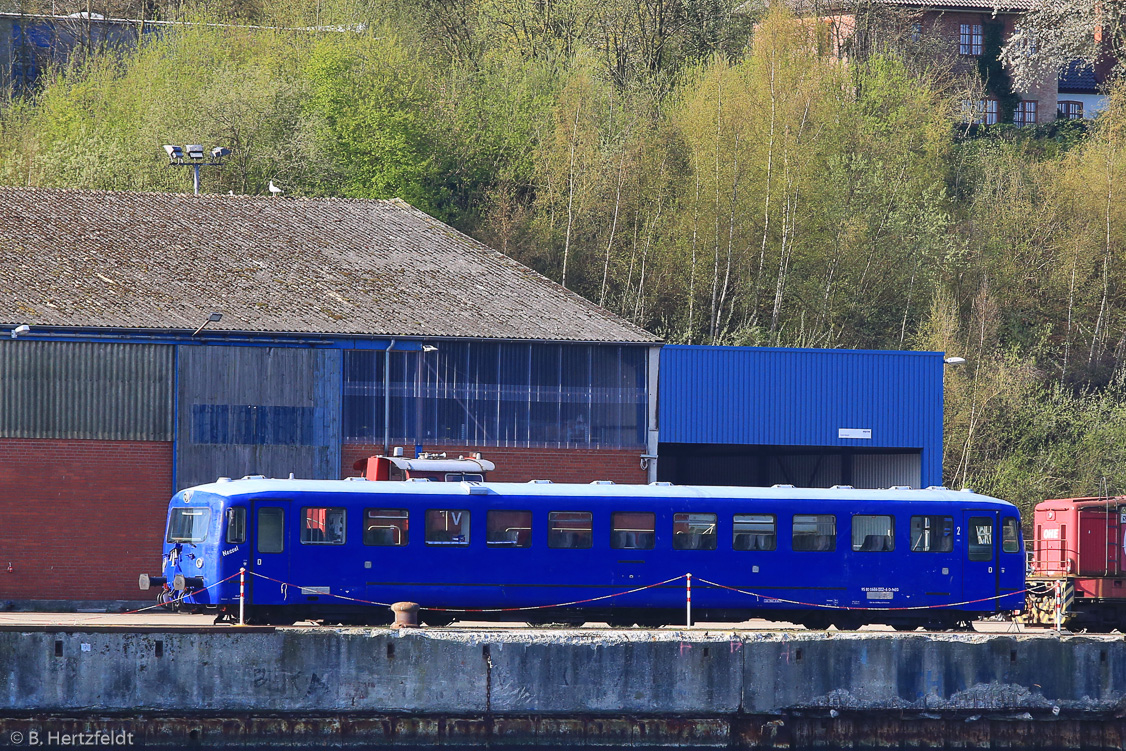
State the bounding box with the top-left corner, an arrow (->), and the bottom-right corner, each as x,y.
659,346 -> 944,483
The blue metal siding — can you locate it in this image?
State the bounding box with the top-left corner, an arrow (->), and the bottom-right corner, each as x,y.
659,346 -> 943,482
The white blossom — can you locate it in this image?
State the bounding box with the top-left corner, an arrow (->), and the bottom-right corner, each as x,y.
999,0 -> 1125,90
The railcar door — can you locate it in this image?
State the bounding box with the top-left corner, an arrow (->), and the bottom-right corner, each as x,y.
962,510 -> 999,612
249,499 -> 292,606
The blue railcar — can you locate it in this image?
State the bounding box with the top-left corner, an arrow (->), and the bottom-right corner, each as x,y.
141,479 -> 1025,629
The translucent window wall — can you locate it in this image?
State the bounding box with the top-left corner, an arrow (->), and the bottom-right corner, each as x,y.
343,343 -> 648,449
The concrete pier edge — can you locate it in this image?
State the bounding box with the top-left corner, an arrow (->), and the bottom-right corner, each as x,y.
4,628 -> 1126,748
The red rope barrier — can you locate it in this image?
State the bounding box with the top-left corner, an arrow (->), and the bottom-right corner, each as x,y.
694,576 -> 1029,612
246,571 -> 688,614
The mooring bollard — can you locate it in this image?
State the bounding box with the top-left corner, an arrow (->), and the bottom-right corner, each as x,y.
391,601 -> 420,629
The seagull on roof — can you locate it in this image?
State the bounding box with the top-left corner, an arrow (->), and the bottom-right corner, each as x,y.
268,180 -> 283,196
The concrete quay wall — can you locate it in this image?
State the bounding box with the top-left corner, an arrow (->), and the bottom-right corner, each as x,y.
4,628 -> 1126,748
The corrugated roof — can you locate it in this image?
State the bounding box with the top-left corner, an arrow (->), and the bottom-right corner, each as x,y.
0,188 -> 659,343
783,0 -> 1036,11
871,0 -> 1037,9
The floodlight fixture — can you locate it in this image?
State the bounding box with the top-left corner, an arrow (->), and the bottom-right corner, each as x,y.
10,324 -> 29,339
163,143 -> 231,195
943,356 -> 966,366
422,344 -> 438,353
192,311 -> 224,337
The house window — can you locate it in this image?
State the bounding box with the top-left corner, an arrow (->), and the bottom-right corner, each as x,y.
960,24 -> 982,55
961,99 -> 997,125
1058,101 -> 1083,120
1014,100 -> 1038,126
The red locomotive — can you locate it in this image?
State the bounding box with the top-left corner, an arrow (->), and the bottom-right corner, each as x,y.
1025,496 -> 1126,631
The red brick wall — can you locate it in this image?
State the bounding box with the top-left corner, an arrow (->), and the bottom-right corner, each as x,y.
342,444 -> 647,485
0,439 -> 172,602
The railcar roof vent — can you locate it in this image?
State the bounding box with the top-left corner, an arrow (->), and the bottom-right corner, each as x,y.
650,481 -> 673,486
528,479 -> 553,484
960,487 -> 976,493
830,485 -> 854,490
926,485 -> 948,491
590,480 -> 615,485
344,476 -> 368,481
216,477 -> 231,483
772,484 -> 795,488
889,485 -> 912,490
241,474 -> 266,480
406,477 -> 432,482
461,481 -> 490,495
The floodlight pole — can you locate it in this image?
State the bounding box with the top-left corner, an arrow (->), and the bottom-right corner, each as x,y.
163,144 -> 230,195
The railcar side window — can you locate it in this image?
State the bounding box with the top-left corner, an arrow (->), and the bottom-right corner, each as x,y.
852,515 -> 894,552
910,516 -> 953,552
733,514 -> 776,551
167,508 -> 211,543
364,508 -> 409,546
257,508 -> 284,553
426,509 -> 471,545
446,473 -> 484,483
301,507 -> 346,544
487,510 -> 532,547
968,516 -> 994,561
1002,518 -> 1020,553
673,513 -> 717,550
611,512 -> 655,550
548,511 -> 592,549
792,514 -> 836,552
225,507 -> 246,544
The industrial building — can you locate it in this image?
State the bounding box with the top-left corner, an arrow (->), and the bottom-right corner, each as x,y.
0,187 -> 659,604
656,345 -> 944,489
0,187 -> 949,607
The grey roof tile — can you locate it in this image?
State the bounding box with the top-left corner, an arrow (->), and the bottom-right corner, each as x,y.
0,188 -> 659,343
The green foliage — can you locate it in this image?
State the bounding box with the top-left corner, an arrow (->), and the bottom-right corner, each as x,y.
977,21 -> 1018,123
10,0 -> 1126,503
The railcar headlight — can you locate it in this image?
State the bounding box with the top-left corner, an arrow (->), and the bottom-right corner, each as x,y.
196,558 -> 204,569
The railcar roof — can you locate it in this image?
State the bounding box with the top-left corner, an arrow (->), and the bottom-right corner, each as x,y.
180,478 -> 1014,508
1038,497 -> 1126,509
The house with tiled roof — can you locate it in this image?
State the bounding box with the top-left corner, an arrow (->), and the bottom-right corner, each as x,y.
789,0 -> 1082,125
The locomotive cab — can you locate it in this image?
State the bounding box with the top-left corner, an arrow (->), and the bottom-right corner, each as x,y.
1026,496 -> 1126,630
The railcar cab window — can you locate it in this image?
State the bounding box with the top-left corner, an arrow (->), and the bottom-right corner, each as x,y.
427,509 -> 470,545
968,516 -> 994,561
673,513 -> 717,550
1002,517 -> 1020,554
792,514 -> 836,552
487,510 -> 532,547
733,514 -> 776,551
225,507 -> 246,544
364,508 -> 408,546
611,512 -> 655,549
910,516 -> 953,552
301,507 -> 346,544
168,508 -> 211,543
852,515 -> 894,552
548,511 -> 592,549
257,508 -> 284,553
